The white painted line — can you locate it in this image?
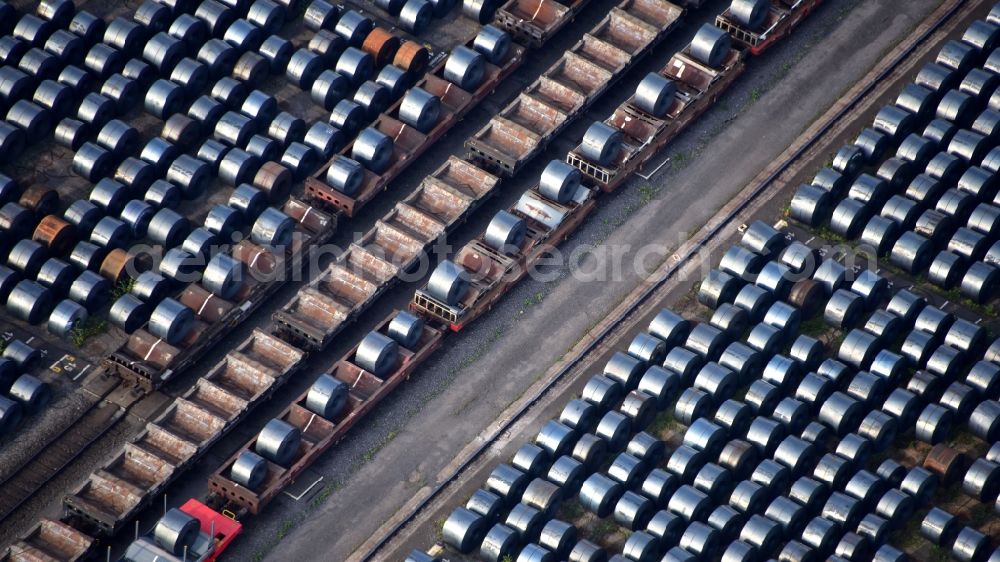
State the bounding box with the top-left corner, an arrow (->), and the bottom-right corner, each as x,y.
73,364 -> 91,382
25,336 -> 34,344
285,476 -> 324,501
805,237 -> 815,244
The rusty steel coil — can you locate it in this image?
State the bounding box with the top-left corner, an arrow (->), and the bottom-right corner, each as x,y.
99,249 -> 135,285
32,215 -> 76,255
362,28 -> 401,68
254,161 -> 293,202
393,40 -> 429,75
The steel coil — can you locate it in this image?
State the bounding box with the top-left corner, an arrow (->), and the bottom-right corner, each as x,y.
303,122 -> 344,159
45,298 -> 86,338
355,331 -> 398,376
444,45 -> 485,92
245,135 -> 281,163
197,39 -> 237,78
399,0 -> 433,34
352,127 -> 393,173
732,285 -> 771,322
181,228 -> 219,261
229,450 -> 268,491
711,304 -> 749,339
197,139 -> 230,171
509,444 -> 547,479
280,142 -> 318,179
144,79 -> 184,119
730,0 -> 768,29
580,121 -> 623,167
90,217 -> 132,250
259,35 -> 293,73
715,405 -> 754,441
689,23 -> 730,68
483,464 -> 528,504
395,87 -> 441,133
107,294 -> 148,332
200,253 -> 241,299
254,418 -> 300,467
442,507 -> 486,554
832,144 -> 864,176
6,279 -> 53,324
219,149 -> 260,187
333,48 -> 373,91
145,180 -> 181,210
309,70 -> 350,111
480,524 -> 519,562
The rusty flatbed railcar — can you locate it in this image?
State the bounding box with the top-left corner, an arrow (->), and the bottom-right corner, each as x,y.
63,331 -> 304,536
566,45 -> 747,192
2,520 -> 94,562
304,39 -> 525,217
715,0 -> 823,55
467,0 -> 684,177
274,158 -> 499,351
207,315 -> 444,514
105,199 -> 335,392
494,0 -> 597,48
410,182 -> 597,331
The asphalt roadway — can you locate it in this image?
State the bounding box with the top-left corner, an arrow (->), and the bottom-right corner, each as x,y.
254,0 -> 952,561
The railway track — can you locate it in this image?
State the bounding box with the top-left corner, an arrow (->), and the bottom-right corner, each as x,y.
357,0 -> 973,558
0,392 -> 124,526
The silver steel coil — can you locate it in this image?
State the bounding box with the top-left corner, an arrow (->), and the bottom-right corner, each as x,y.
170,58 -> 209,97
231,450 -> 268,490
145,180 -> 181,210
255,418 -> 300,466
399,87 -> 440,133
281,142 -> 318,179
444,45 -> 485,91
149,297 -> 194,344
247,0 -> 284,33
304,122 -> 344,159
311,69 -> 350,111
54,117 -> 88,151
259,35 -> 293,73
442,507 -> 486,553
479,524 -> 518,562
47,298 -> 87,338
671,388 -> 711,428
326,156 -> 365,196
352,127 -> 393,173
109,294 -> 149,332
7,279 -> 53,324
335,46 -> 374,87
187,95 -> 226,129
202,253 -> 242,299
169,14 -> 209,51
219,149 -> 260,187
166,155 -> 210,199
334,10 -> 373,46
400,0 -> 433,34
329,99 -> 366,133
182,228 -> 219,261
690,23 -> 730,68
68,241 -> 106,272
144,79 -> 185,119
355,331 -> 399,376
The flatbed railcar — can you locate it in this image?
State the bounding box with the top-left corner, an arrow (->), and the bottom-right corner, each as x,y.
304,37 -> 526,218
62,331 -> 304,537
207,314 -> 445,514
494,0 -> 597,48
411,182 -> 597,331
467,0 -> 685,177
105,199 -> 335,392
273,157 -> 500,351
567,44 -> 747,191
2,520 -> 94,562
715,0 -> 824,55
